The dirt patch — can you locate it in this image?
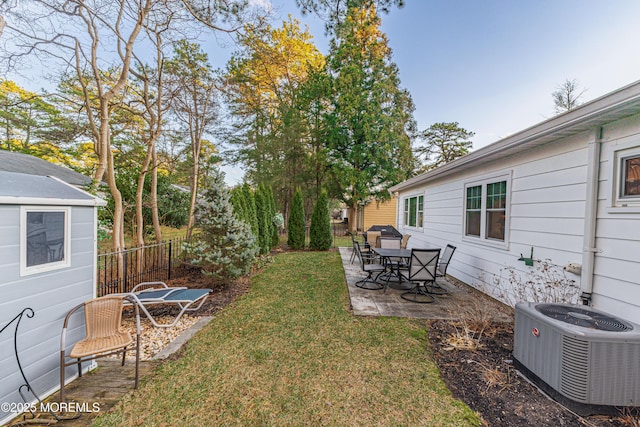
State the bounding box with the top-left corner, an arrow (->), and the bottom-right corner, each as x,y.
427,320 -> 632,426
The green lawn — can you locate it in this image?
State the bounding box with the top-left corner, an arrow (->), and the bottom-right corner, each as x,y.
94,252 -> 480,426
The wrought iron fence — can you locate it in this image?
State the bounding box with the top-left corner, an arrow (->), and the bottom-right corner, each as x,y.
97,236 -> 190,297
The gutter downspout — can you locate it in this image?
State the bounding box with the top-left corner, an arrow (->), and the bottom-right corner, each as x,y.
580,127 -> 603,305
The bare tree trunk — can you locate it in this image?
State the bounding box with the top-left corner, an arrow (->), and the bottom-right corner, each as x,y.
135,147 -> 153,248
151,147 -> 162,243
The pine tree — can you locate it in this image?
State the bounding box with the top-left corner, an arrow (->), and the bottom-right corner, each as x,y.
287,187 -> 306,250
181,168 -> 257,279
309,190 -> 332,250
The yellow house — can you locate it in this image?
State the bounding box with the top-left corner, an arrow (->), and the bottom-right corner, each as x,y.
356,197 -> 397,231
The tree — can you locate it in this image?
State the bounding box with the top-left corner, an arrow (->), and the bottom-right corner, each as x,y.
0,0 -> 256,252
552,79 -> 586,114
287,187 -> 306,250
181,168 -> 257,279
309,190 -> 332,250
295,0 -> 404,33
254,183 -> 271,254
242,183 -> 260,238
224,18 -> 326,216
326,1 -> 415,230
165,40 -> 220,239
415,122 -> 474,172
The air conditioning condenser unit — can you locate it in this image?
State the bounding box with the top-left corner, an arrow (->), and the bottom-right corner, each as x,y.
514,302 -> 640,409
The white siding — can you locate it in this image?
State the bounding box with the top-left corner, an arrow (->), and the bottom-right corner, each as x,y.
397,132 -> 588,306
590,114 -> 640,322
0,205 -> 96,423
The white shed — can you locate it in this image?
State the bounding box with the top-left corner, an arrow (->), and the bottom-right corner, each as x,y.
390,80 -> 640,323
0,171 -> 105,424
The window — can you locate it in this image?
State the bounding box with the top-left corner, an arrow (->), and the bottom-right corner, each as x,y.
21,207 -> 71,276
464,176 -> 509,245
616,148 -> 640,204
403,194 -> 424,228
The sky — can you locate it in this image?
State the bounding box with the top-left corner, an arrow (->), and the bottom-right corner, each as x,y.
6,1 -> 640,185
206,0 -> 640,184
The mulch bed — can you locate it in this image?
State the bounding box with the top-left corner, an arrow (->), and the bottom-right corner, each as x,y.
427,320 -> 630,426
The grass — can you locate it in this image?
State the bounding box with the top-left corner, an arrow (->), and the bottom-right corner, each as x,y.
93,251 -> 480,427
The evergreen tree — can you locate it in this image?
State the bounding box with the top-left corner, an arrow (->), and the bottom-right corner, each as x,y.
309,190 -> 332,250
181,168 -> 257,279
229,186 -> 247,221
326,1 -> 415,229
268,185 -> 280,248
242,183 -> 259,238
255,184 -> 271,254
287,187 -> 306,250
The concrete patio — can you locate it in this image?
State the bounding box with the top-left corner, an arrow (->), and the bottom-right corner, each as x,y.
339,247 -> 512,321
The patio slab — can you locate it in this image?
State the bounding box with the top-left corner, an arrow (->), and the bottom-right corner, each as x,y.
339,247 -> 512,321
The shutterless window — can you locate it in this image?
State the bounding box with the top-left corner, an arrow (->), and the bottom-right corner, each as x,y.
21,207 -> 70,275
404,195 -> 424,228
464,178 -> 508,243
622,155 -> 640,198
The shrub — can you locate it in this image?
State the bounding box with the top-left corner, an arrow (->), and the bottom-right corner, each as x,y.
309,190 -> 332,250
287,188 -> 306,250
181,168 -> 257,279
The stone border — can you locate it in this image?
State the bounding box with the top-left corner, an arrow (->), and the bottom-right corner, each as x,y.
152,316 -> 213,360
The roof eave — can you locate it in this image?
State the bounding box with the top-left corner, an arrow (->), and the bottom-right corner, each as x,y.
391,79 -> 640,193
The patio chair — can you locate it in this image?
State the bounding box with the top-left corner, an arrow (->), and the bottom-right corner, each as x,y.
60,295 -> 140,402
349,232 -> 372,264
428,244 -> 457,295
400,234 -> 411,249
400,248 -> 441,303
123,282 -> 211,328
378,237 -> 403,291
354,241 -> 385,290
365,231 -> 382,249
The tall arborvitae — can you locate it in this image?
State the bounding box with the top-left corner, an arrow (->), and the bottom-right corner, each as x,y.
255,184 -> 271,254
287,187 -> 306,250
268,185 -> 279,248
229,186 -> 247,222
181,168 -> 257,279
309,190 -> 332,250
242,183 -> 259,238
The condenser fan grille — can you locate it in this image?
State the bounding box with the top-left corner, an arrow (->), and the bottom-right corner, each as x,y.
536,304 -> 632,332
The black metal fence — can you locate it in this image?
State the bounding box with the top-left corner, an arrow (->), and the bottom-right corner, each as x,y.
97,236 -> 190,297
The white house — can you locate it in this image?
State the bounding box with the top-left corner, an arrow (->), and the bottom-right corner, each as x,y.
390,80 -> 640,323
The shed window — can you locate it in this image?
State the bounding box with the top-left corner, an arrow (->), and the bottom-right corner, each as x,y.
21,207 -> 71,275
403,195 -> 424,228
463,175 -> 510,246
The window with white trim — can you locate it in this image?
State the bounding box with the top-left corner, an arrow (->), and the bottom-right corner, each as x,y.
403,194 -> 424,228
21,207 -> 71,276
615,146 -> 640,206
464,176 -> 509,244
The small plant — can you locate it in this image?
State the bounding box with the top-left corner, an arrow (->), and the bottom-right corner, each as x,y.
478,258 -> 579,306
443,300 -> 495,351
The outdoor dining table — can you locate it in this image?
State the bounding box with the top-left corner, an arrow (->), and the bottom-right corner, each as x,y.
371,247 -> 413,289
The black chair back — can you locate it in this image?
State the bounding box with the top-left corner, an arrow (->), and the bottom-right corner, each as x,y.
437,244 -> 456,276
408,249 -> 440,283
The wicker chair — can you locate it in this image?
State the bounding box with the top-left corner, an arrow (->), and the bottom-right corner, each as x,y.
400,234 -> 411,249
60,295 -> 140,402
